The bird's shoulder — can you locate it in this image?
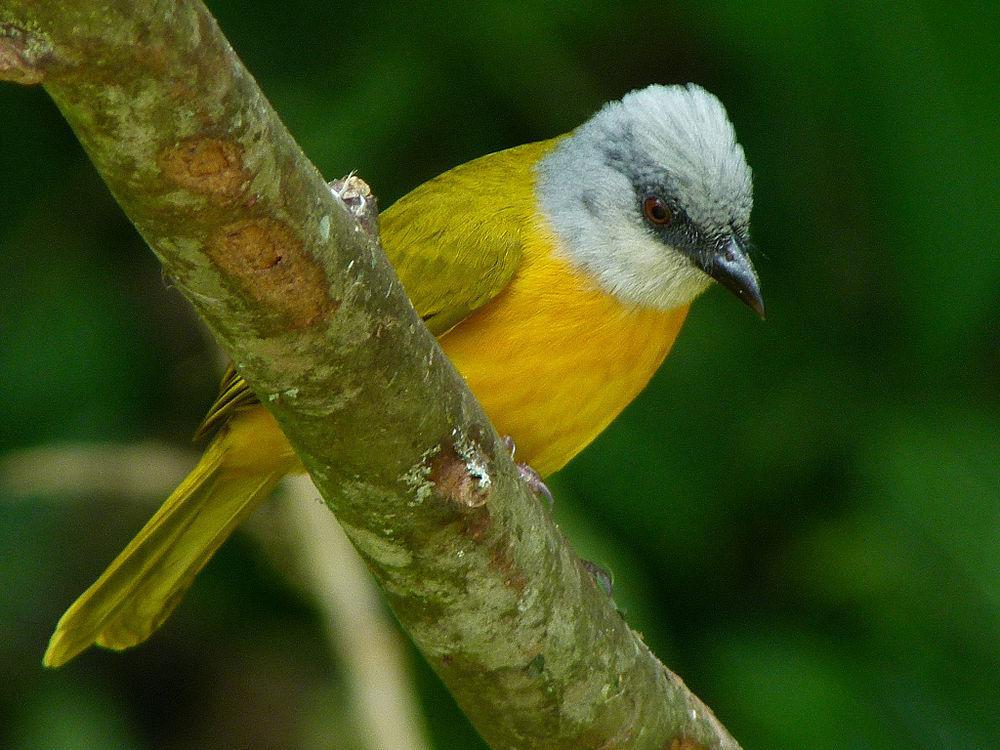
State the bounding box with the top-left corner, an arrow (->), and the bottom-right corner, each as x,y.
196,139 -> 566,439
380,137 -> 563,335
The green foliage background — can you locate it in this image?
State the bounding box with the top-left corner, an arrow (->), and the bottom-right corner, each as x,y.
1,2 -> 996,748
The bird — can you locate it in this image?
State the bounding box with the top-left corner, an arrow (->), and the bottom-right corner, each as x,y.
43,83 -> 761,667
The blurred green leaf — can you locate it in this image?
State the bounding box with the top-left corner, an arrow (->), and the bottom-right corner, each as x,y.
0,2 -> 996,748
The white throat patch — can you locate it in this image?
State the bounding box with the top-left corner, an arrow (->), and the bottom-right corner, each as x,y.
535,84 -> 752,310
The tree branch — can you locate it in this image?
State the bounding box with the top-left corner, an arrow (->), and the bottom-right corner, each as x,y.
0,2 -> 740,747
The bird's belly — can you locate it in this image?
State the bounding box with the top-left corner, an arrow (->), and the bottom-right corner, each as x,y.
438,256 -> 688,476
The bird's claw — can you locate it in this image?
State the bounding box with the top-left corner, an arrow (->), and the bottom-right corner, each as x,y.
501,435 -> 517,459
327,174 -> 378,231
517,462 -> 554,507
581,559 -> 614,597
502,436 -> 553,507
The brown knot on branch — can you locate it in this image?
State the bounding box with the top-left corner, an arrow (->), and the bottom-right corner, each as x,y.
159,137 -> 250,202
0,24 -> 55,84
208,218 -> 340,330
428,431 -> 494,509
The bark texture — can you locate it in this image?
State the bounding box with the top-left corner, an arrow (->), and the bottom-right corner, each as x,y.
0,2 -> 741,748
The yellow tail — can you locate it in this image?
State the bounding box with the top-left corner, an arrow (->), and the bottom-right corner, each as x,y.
44,408 -> 296,667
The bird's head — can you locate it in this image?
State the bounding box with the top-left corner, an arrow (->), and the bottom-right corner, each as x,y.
536,83 -> 763,317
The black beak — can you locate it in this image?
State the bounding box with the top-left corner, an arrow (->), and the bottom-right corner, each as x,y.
697,234 -> 765,319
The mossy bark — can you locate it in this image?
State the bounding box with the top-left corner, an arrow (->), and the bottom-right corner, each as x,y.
0,2 -> 740,748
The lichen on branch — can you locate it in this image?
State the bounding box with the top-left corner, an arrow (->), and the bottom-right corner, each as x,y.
0,1 -> 741,748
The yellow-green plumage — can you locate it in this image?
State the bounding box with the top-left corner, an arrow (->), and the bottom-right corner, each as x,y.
379,141 -> 553,336
46,84 -> 762,665
45,140 -> 690,666
44,413 -> 294,666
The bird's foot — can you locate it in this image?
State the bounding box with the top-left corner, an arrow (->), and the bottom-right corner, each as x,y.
581,559 -> 614,597
328,174 -> 379,233
517,462 -> 554,507
501,436 -> 554,507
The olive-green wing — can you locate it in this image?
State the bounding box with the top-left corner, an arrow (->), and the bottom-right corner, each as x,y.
193,364 -> 259,441
379,140 -> 551,335
195,139 -> 555,437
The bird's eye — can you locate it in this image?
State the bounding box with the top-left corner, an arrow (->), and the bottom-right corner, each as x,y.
642,196 -> 673,226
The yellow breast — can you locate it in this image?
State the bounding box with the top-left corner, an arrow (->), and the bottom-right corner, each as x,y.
439,222 -> 688,476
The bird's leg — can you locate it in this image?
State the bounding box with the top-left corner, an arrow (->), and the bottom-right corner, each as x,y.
328,174 -> 379,234
501,436 -> 554,507
580,559 -> 614,597
517,463 -> 554,507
